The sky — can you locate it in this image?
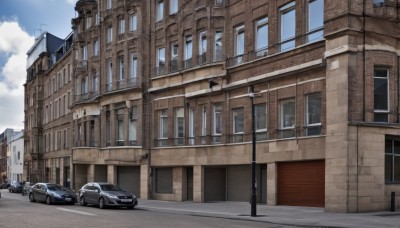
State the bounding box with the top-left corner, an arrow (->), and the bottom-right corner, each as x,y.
0,0 -> 77,133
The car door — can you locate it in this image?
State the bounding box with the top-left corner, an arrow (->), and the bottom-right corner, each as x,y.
37,184 -> 47,202
84,185 -> 96,204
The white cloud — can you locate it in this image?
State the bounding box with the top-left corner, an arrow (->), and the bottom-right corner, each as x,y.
66,0 -> 78,5
0,20 -> 35,132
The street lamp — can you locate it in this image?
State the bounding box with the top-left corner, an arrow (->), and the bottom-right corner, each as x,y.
249,85 -> 257,217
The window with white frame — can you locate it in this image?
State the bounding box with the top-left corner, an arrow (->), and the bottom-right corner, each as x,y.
184,35 -> 192,67
199,31 -> 207,64
156,0 -> 164,22
160,110 -> 168,139
213,104 -> 222,135
255,17 -> 268,57
82,44 -> 88,60
81,76 -> 88,94
107,26 -> 113,43
255,103 -> 267,135
130,53 -> 137,79
86,17 -> 92,29
305,93 -> 321,136
92,71 -> 98,92
118,17 -> 125,34
234,25 -> 245,59
385,136 -> 400,184
170,0 -> 178,14
93,39 -> 99,56
106,0 -> 112,9
233,107 -> 244,134
307,0 -> 324,43
129,106 -> 137,145
214,31 -> 223,61
201,106 -> 207,144
129,14 -> 137,31
95,13 -> 100,25
156,47 -> 165,74
215,0 -> 224,6
170,43 -> 178,72
175,108 -> 184,145
189,108 -> 195,145
118,56 -> 124,81
116,108 -> 124,145
280,2 -> 296,51
374,67 -> 389,122
107,59 -> 113,90
106,110 -> 111,146
280,98 -> 295,138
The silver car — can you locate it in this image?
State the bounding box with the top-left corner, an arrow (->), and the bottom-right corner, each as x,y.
79,182 -> 138,209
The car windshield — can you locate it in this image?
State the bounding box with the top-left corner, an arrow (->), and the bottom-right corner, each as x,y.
100,184 -> 123,191
47,184 -> 67,191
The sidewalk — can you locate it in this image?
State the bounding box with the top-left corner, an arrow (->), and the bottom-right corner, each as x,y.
137,199 -> 400,228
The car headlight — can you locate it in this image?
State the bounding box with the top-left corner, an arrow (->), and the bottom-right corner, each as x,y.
104,194 -> 118,199
52,193 -> 62,198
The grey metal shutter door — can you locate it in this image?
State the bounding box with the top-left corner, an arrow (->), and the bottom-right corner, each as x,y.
117,166 -> 141,197
204,167 -> 226,201
227,165 -> 250,202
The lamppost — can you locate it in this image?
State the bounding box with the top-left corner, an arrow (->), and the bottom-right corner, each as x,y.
249,85 -> 257,217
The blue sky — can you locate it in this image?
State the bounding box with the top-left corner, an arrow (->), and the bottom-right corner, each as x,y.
0,0 -> 77,133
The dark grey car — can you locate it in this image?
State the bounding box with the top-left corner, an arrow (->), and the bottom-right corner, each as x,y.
79,182 -> 138,209
29,183 -> 76,205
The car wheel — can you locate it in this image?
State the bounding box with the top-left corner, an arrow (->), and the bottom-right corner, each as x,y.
29,193 -> 35,202
98,197 -> 106,209
46,196 -> 52,205
80,196 -> 87,206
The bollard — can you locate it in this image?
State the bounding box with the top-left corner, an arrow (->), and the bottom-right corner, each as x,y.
391,192 -> 396,212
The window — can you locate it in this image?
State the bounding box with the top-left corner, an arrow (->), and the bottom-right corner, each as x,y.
129,14 -> 137,31
280,98 -> 296,138
213,104 -> 222,143
156,47 -> 165,75
170,0 -> 178,14
93,39 -> 99,56
116,108 -> 124,146
106,0 -> 112,9
201,106 -> 207,144
106,111 -> 110,146
373,0 -> 385,6
175,108 -> 184,145
385,137 -> 400,184
255,17 -> 268,57
129,106 -> 137,145
199,31 -> 207,64
305,93 -> 321,136
374,68 -> 389,122
130,54 -> 137,79
107,26 -> 113,43
156,0 -> 164,22
118,18 -> 125,34
160,110 -> 168,139
307,0 -> 324,43
86,17 -> 92,29
215,0 -> 224,6
82,44 -> 88,60
184,35 -> 192,68
280,2 -> 296,51
255,104 -> 268,140
233,107 -> 244,134
95,13 -> 100,25
214,31 -> 223,61
117,56 -> 124,81
92,71 -> 98,92
107,59 -> 113,91
189,108 -> 195,145
170,43 -> 178,72
234,25 -> 244,64
81,76 -> 88,94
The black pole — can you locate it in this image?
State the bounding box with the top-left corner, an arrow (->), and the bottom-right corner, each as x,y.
250,86 -> 257,217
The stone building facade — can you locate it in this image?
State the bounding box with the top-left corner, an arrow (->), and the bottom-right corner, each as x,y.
24,0 -> 400,213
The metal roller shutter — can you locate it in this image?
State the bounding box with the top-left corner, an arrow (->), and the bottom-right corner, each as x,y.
278,160 -> 325,207
227,166 -> 250,202
117,166 -> 141,197
204,167 -> 226,201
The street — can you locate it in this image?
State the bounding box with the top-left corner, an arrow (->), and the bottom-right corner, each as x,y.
0,189 -> 289,228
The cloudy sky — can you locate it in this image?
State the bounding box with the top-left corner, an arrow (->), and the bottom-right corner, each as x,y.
0,0 -> 77,133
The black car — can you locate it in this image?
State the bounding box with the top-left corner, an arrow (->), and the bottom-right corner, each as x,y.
8,181 -> 23,193
79,182 -> 138,209
29,183 -> 76,205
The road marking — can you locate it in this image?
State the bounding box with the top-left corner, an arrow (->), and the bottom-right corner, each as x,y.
57,207 -> 97,216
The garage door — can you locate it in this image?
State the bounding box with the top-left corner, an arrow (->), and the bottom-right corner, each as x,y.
204,167 -> 226,201
278,160 -> 325,207
227,166 -> 250,202
117,166 -> 141,197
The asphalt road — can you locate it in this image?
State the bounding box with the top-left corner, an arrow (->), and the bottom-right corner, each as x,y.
0,189 -> 290,228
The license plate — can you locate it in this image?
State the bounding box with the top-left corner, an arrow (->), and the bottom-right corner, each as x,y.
65,198 -> 71,201
120,199 -> 132,202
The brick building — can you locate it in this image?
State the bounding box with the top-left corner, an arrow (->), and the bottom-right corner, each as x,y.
24,0 -> 400,212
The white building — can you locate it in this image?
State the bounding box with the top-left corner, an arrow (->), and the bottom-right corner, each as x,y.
9,131 -> 24,182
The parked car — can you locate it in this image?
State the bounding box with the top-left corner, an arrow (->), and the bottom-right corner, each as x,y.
22,182 -> 34,196
8,181 -> 23,193
79,182 -> 137,209
29,183 -> 76,205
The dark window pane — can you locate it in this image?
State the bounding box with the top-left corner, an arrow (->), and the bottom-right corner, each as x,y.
374,69 -> 388,78
385,155 -> 393,183
394,156 -> 400,183
374,113 -> 388,122
385,139 -> 393,154
394,141 -> 400,155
